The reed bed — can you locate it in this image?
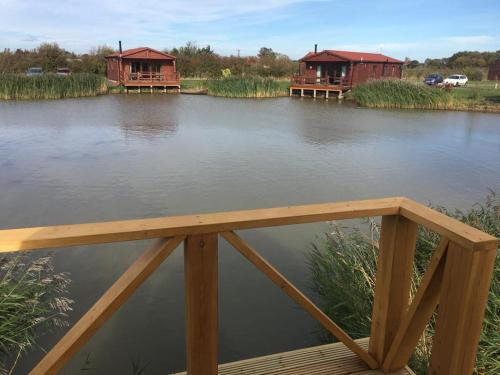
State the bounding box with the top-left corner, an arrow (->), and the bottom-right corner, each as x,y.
352,79 -> 453,109
206,76 -> 288,98
0,73 -> 108,100
308,191 -> 499,375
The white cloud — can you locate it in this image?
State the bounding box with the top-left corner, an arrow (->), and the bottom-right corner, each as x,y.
443,35 -> 496,45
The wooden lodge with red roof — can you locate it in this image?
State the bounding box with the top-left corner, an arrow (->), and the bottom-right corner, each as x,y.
290,47 -> 404,98
105,46 -> 180,91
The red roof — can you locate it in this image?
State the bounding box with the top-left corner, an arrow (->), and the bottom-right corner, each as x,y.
300,50 -> 403,64
106,47 -> 176,60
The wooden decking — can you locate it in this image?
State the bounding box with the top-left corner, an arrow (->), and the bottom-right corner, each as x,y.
123,72 -> 181,90
289,84 -> 350,99
172,338 -> 415,375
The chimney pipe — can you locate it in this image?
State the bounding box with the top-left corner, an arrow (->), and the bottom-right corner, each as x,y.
119,41 -> 122,55
314,44 -> 317,53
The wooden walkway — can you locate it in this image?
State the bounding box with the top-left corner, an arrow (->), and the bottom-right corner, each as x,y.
172,338 -> 415,375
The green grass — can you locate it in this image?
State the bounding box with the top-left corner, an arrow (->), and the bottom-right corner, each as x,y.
0,256 -> 73,373
180,78 -> 208,90
206,76 -> 288,98
308,191 -> 499,374
0,73 -> 108,100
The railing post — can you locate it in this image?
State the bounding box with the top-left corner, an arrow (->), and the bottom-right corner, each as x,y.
428,242 -> 496,375
369,215 -> 417,365
184,234 -> 218,375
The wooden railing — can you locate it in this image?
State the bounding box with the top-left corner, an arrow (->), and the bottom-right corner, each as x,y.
0,197 -> 496,375
291,74 -> 352,87
126,72 -> 180,83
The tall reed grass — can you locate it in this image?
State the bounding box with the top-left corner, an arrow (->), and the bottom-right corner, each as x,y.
352,79 -> 453,109
206,76 -> 288,98
0,256 -> 73,373
308,191 -> 499,375
0,73 -> 108,100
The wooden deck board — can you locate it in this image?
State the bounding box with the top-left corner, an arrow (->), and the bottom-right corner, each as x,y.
171,338 -> 415,375
289,84 -> 346,91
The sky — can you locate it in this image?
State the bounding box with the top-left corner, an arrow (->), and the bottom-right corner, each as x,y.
1,0 -> 499,61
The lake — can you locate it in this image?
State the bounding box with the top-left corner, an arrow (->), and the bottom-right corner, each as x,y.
0,94 -> 499,374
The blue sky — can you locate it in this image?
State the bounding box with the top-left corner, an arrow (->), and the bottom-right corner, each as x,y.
1,0 -> 499,61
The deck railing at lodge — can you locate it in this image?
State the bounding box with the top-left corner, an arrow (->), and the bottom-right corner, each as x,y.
125,72 -> 180,83
291,74 -> 352,87
0,197 -> 496,374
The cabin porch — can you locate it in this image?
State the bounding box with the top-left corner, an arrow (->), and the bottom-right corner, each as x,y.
290,61 -> 352,98
123,63 -> 180,90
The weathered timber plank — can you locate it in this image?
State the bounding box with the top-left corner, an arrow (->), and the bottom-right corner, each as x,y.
0,198 -> 402,252
399,198 -> 496,251
382,238 -> 449,372
171,338 -> 414,375
185,234 -> 218,375
369,215 -> 417,365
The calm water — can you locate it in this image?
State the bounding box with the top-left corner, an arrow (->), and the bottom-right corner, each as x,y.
1,95 -> 499,374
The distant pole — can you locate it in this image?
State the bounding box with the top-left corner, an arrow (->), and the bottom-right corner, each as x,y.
118,41 -> 123,85
237,49 -> 240,58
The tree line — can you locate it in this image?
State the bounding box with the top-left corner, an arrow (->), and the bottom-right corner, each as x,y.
0,42 -> 298,78
403,50 -> 500,80
1,43 -> 499,80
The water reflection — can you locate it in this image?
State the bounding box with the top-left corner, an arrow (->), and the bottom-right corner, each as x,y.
120,120 -> 178,139
0,94 -> 499,374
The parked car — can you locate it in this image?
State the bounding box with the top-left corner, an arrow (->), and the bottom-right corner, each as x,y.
443,74 -> 468,86
26,67 -> 43,76
56,67 -> 70,76
423,73 -> 443,85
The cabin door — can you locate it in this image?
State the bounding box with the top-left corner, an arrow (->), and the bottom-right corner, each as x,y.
316,65 -> 322,83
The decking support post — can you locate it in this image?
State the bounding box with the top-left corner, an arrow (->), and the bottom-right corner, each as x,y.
428,242 -> 496,375
289,87 -> 292,96
300,89 -> 304,97
313,89 -> 316,98
369,215 -> 417,366
325,90 -> 329,99
338,91 -> 343,100
185,234 -> 218,375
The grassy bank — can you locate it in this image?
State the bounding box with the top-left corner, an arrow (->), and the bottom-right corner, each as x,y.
352,79 -> 500,112
206,76 -> 288,98
0,73 -> 108,100
308,192 -> 499,374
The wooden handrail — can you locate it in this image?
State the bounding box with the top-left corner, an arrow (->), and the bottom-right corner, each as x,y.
0,197 -> 401,252
0,197 -> 495,375
0,197 -> 495,253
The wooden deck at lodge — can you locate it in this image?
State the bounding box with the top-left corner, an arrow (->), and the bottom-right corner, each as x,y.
289,75 -> 352,99
172,338 -> 415,375
123,72 -> 181,92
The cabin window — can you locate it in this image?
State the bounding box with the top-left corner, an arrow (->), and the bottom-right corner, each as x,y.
153,63 -> 161,73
